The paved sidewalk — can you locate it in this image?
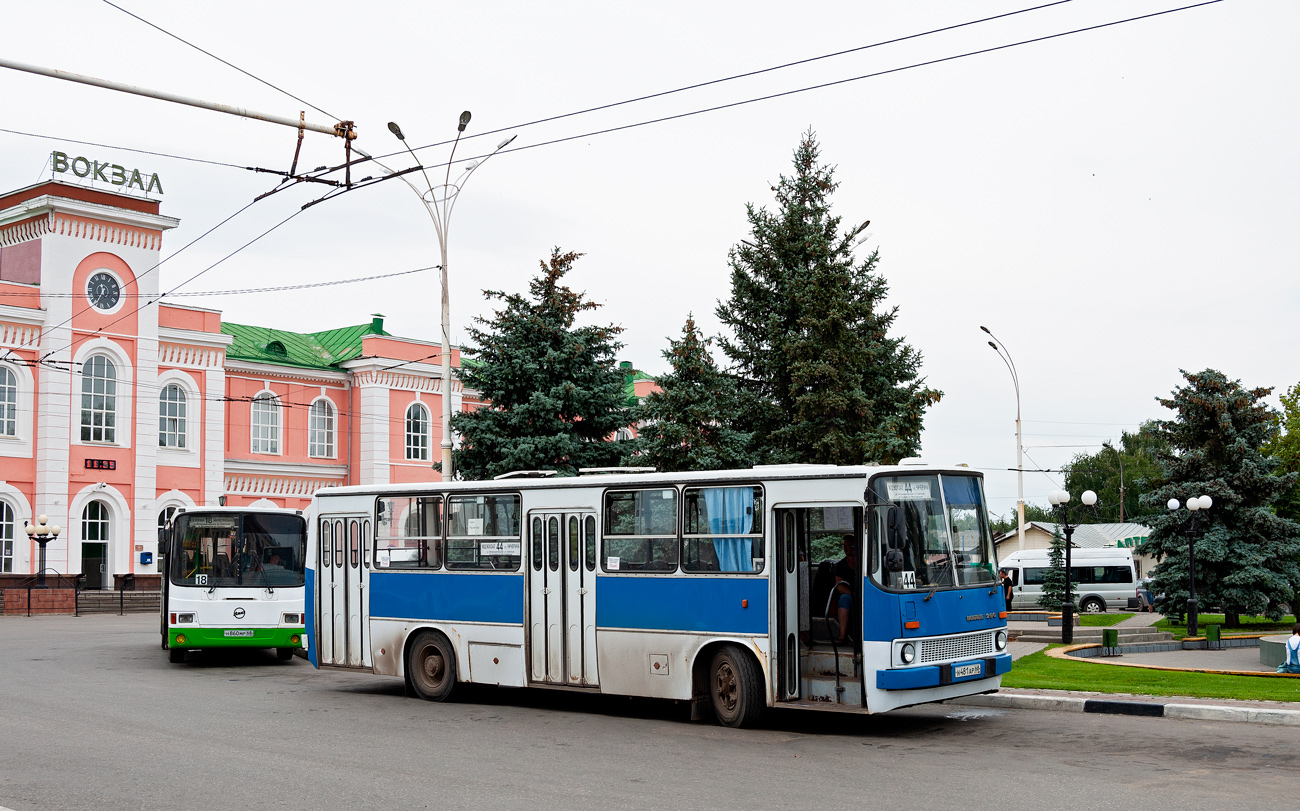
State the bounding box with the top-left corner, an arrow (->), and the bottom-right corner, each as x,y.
954,686 -> 1300,726
1007,640 -> 1046,660
1114,611 -> 1163,628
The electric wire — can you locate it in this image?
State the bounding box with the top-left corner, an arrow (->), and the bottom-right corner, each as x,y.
0,126 -> 245,169
99,0 -> 340,122
0,266 -> 435,298
327,0 -> 1227,194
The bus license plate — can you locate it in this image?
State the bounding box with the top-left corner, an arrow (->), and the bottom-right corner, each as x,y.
954,662 -> 981,678
224,629 -> 254,638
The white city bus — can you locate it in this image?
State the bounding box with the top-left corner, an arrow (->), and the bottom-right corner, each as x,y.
307,464 -> 1011,727
160,506 -> 308,663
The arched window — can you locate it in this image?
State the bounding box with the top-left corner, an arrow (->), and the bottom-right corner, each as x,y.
405,403 -> 430,461
159,384 -> 187,448
158,506 -> 179,534
0,501 -> 14,573
83,500 -> 110,542
80,356 -> 117,443
309,398 -> 336,458
251,393 -> 280,454
0,365 -> 16,437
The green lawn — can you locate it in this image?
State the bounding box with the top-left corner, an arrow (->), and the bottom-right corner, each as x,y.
1154,614 -> 1297,640
1079,613 -> 1132,627
1003,645 -> 1300,702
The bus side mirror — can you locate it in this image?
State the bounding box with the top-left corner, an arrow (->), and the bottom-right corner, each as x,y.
886,507 -> 906,550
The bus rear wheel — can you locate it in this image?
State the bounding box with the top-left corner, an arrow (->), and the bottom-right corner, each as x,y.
710,646 -> 763,728
407,631 -> 458,701
168,647 -> 186,664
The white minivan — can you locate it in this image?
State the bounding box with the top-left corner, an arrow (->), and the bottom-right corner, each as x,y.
1000,547 -> 1138,613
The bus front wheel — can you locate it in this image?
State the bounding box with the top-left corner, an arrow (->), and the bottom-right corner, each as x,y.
407,631 -> 458,701
710,646 -> 763,728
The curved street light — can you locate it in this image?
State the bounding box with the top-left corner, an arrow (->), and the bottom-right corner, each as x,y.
358,114 -> 517,479
981,326 -> 1025,551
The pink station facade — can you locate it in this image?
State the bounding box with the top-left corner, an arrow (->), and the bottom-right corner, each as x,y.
0,180 -> 481,593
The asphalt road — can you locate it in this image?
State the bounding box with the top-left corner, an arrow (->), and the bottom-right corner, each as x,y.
1,615 -> 1296,811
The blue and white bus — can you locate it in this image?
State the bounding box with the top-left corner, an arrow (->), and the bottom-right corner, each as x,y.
306,464 -> 1011,727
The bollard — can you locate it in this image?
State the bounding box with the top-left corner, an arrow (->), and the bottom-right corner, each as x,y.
1101,627 -> 1120,657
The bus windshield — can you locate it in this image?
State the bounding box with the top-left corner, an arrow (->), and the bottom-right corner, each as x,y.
869,473 -> 997,591
169,512 -> 307,588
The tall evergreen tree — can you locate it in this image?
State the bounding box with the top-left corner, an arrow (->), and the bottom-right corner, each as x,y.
716,131 -> 940,465
627,315 -> 753,472
1141,370 -> 1300,625
1037,526 -> 1076,613
451,248 -> 631,480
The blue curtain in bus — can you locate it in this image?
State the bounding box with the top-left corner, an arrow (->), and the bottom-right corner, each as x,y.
704,487 -> 753,572
940,475 -> 981,507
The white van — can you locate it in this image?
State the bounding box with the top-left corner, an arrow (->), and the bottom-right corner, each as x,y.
1000,547 -> 1137,613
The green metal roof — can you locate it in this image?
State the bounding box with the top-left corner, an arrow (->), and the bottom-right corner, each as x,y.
221,318 -> 390,370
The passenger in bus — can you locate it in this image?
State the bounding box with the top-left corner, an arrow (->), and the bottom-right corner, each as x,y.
833,534 -> 858,643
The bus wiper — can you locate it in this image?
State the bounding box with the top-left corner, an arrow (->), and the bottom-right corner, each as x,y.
923,581 -> 941,602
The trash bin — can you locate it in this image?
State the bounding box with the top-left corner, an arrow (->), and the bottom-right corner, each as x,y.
1206,624 -> 1221,651
1102,627 -> 1120,656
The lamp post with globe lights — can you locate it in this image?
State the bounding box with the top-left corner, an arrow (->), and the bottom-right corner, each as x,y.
1167,495 -> 1212,637
1046,488 -> 1097,644
24,515 -> 62,589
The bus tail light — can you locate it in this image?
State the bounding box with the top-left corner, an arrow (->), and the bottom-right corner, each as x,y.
169,613 -> 176,624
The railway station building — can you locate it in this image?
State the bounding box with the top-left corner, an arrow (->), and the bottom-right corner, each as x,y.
0,178 -> 483,594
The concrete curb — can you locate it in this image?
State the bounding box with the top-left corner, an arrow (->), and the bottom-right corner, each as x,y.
949,691 -> 1300,726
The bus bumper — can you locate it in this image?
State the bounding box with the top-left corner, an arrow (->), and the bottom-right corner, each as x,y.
875,653 -> 1012,690
168,627 -> 306,650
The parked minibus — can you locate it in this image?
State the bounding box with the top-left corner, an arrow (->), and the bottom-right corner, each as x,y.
1000,547 -> 1137,612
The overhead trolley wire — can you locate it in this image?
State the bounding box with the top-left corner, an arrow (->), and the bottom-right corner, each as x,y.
98,0 -> 341,122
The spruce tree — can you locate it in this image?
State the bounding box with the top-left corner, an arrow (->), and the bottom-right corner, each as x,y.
451,248 -> 631,480
1141,370 -> 1300,625
1037,526 -> 1076,613
628,315 -> 753,472
716,130 -> 940,465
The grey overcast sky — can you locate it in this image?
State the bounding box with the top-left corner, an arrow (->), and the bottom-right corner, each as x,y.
3,0 -> 1297,515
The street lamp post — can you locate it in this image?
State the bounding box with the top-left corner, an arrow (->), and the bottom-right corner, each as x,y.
1102,440 -> 1126,523
358,114 -> 516,480
981,326 -> 1025,551
1167,495 -> 1212,637
24,514 -> 62,589
1047,489 -> 1097,644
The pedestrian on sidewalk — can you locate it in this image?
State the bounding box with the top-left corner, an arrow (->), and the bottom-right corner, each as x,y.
1000,569 -> 1014,610
1280,624 -> 1300,674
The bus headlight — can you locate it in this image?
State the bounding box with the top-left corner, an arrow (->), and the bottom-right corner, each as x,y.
177,613 -> 195,624
996,630 -> 1008,651
900,643 -> 916,664
282,613 -> 302,625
